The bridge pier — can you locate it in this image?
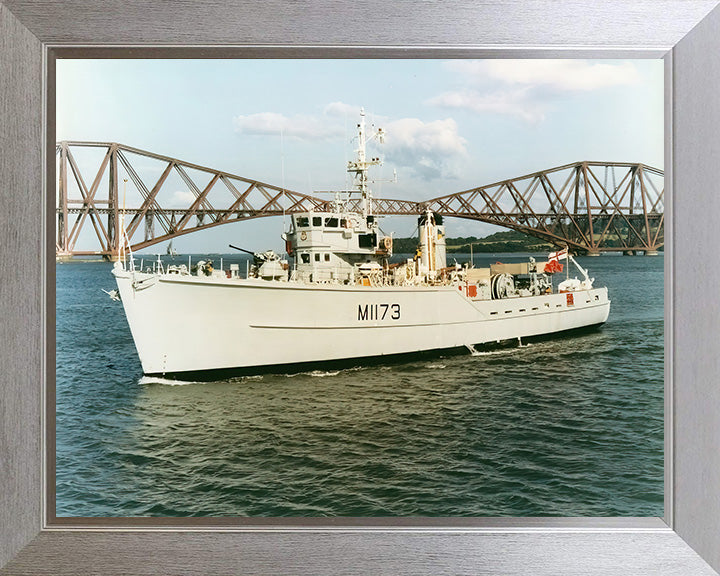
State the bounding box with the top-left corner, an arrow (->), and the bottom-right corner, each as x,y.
644,250 -> 660,256
623,250 -> 636,256
585,250 -> 600,257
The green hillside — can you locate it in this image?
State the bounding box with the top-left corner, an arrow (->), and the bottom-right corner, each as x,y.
393,229 -> 554,254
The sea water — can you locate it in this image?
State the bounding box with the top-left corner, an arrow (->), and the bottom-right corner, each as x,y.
55,253 -> 663,517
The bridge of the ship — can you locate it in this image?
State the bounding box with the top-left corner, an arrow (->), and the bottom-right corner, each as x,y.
56,142 -> 664,258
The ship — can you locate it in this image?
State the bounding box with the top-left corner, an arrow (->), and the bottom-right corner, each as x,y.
112,110 -> 611,377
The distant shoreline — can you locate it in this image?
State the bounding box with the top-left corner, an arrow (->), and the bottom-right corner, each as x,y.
58,228 -> 663,262
392,229 -> 553,254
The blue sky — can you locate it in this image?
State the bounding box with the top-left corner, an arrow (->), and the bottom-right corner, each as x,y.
57,59 -> 663,253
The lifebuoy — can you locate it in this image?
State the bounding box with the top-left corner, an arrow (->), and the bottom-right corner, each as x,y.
300,231 -> 307,241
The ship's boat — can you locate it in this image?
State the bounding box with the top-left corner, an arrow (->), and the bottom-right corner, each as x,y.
112,110 -> 610,377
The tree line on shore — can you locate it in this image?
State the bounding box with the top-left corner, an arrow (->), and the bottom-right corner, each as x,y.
392,229 -> 554,254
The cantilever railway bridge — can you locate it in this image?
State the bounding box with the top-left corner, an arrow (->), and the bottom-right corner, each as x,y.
56,142 -> 664,259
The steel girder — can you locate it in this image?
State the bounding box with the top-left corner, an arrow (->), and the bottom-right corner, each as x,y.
421,161 -> 664,254
56,142 -> 331,257
56,143 -> 664,257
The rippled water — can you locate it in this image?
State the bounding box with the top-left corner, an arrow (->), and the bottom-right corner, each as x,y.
55,253 -> 664,517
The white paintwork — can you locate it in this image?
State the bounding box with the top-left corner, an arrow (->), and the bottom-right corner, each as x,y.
113,111 -> 610,376
113,266 -> 610,375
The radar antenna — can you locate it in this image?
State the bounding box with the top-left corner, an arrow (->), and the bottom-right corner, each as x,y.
347,108 -> 384,219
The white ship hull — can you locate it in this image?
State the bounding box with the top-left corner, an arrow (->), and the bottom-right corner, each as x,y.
113,267 -> 611,377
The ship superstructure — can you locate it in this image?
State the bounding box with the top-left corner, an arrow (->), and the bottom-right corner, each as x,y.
112,110 -> 611,377
281,109 -> 440,286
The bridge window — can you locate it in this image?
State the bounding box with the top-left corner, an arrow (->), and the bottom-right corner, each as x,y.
296,217 -> 309,228
313,216 -> 322,227
301,253 -> 310,264
314,253 -> 321,262
325,217 -> 339,228
324,253 -> 331,262
340,218 -> 347,228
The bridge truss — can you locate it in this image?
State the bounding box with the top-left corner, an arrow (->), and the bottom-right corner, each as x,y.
427,161 -> 664,254
56,142 -> 664,258
56,142 -> 331,257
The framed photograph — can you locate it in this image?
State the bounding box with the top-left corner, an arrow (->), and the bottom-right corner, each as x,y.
52,57 -> 666,521
2,1 -> 720,574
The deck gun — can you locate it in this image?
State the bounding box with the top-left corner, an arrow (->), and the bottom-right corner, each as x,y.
229,244 -> 280,266
229,244 -> 285,280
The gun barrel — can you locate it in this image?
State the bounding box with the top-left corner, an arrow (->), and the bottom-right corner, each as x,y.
228,244 -> 256,256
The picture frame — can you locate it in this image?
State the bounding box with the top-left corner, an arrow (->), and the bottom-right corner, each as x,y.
2,1 -> 720,574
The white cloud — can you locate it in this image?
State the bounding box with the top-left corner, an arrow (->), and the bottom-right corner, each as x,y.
234,103 -> 384,141
232,105 -> 468,181
433,60 -> 640,123
323,101 -> 358,117
447,60 -> 640,92
383,118 -> 467,180
429,88 -> 545,124
233,112 -> 343,139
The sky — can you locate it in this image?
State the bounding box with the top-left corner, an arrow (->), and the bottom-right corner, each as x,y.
56,59 -> 664,253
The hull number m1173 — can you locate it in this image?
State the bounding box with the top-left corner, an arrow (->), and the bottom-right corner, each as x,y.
358,303 -> 401,321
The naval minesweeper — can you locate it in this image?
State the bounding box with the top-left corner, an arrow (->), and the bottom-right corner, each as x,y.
112,110 -> 610,377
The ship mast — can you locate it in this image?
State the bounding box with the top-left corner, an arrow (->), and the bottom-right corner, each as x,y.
347,108 -> 383,219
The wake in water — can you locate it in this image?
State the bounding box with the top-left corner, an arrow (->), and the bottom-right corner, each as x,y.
138,364 -> 375,386
138,374 -> 265,386
469,343 -> 532,356
138,375 -> 202,387
306,370 -> 341,378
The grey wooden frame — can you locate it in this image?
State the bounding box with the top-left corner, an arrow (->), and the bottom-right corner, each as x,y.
2,1 -> 720,574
